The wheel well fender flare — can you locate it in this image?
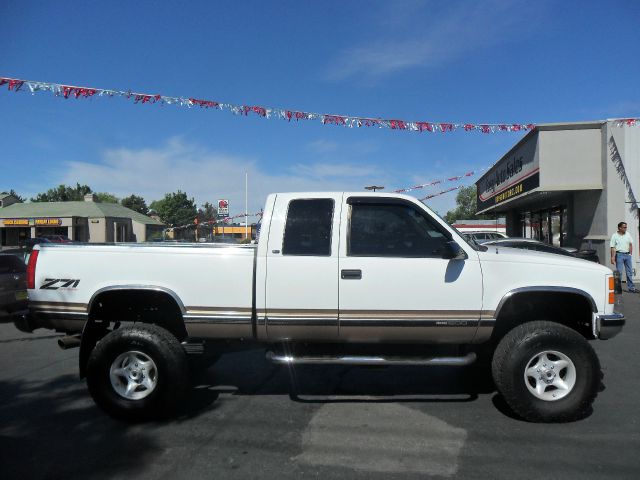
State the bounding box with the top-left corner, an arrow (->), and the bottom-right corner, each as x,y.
493,286 -> 598,321
87,285 -> 187,315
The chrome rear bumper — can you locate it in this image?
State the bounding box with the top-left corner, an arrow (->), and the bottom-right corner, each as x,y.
595,313 -> 625,340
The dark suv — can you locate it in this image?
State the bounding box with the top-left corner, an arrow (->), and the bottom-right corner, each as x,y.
0,254 -> 28,328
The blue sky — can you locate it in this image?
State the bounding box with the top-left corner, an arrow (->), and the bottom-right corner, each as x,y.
1,0 -> 639,217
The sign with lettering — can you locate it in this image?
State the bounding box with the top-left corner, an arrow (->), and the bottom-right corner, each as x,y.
35,218 -> 62,226
476,135 -> 539,212
218,199 -> 229,218
3,219 -> 30,226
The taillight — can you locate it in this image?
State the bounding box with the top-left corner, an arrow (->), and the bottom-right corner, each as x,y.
27,249 -> 39,289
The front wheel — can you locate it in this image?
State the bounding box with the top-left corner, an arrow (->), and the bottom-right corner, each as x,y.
86,324 -> 189,421
492,321 -> 601,422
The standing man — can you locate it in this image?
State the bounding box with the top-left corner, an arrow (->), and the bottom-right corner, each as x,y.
610,222 -> 637,292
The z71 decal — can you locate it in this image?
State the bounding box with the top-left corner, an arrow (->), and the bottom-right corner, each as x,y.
40,279 -> 81,290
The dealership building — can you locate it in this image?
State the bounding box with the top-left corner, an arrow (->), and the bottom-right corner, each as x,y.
0,193 -> 164,246
476,120 -> 640,269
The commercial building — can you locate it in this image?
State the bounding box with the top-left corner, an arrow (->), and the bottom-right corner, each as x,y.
0,193 -> 164,246
476,120 -> 640,269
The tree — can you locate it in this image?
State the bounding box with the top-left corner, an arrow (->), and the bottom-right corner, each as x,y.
121,194 -> 149,215
95,192 -> 119,204
4,189 -> 25,202
31,183 -> 92,202
197,202 -> 217,224
444,185 -> 494,224
149,191 -> 198,226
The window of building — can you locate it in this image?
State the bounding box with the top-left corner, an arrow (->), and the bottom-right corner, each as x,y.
282,199 -> 334,256
348,202 -> 448,257
519,206 -> 567,246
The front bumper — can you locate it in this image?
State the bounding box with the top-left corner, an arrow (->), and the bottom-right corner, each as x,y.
595,313 -> 625,340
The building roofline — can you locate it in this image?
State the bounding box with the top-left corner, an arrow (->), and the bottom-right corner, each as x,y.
477,120 -> 607,185
0,200 -> 163,225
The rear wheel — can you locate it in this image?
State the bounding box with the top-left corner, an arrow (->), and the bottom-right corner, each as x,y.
492,321 -> 600,422
86,324 -> 189,421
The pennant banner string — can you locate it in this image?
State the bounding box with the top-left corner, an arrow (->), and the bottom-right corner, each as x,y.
0,76 -> 553,135
420,185 -> 464,201
3,77 -> 637,135
170,211 -> 263,230
393,166 -> 489,193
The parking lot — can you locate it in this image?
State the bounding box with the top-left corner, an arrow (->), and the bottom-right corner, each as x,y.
1,297 -> 639,480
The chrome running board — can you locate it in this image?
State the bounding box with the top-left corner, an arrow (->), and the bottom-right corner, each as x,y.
265,351 -> 476,366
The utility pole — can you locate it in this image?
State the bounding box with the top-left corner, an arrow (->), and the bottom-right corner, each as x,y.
245,172 -> 249,241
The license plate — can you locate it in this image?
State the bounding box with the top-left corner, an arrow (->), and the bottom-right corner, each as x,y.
15,291 -> 28,301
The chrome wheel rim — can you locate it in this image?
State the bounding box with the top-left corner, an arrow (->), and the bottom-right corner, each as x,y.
109,351 -> 158,400
524,350 -> 576,401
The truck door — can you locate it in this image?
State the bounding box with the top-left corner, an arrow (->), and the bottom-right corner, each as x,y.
264,193 -> 342,340
338,196 -> 483,343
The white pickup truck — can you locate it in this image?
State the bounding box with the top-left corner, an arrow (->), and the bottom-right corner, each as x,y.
24,192 -> 625,422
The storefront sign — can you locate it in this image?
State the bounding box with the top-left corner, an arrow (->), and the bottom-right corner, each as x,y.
477,136 -> 539,212
35,218 -> 62,226
3,218 -> 30,226
218,199 -> 229,218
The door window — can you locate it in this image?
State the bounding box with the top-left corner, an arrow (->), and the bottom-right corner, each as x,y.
348,202 -> 449,257
282,199 -> 334,256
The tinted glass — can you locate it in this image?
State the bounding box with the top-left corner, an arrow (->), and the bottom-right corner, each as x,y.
349,203 -> 448,257
282,199 -> 334,256
0,255 -> 26,274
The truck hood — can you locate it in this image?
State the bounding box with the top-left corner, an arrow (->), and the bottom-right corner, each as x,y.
477,245 -> 612,274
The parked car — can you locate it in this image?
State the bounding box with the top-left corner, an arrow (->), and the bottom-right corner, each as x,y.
484,238 -> 600,263
463,231 -> 508,243
0,253 -> 28,327
24,237 -> 52,249
41,234 -> 73,243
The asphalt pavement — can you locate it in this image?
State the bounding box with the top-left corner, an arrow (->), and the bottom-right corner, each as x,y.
0,296 -> 639,480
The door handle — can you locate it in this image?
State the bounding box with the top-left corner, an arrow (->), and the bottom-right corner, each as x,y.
341,269 -> 362,280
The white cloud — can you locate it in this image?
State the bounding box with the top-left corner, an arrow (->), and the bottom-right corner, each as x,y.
56,138 -> 394,215
327,1 -> 541,80
290,162 -> 381,179
306,138 -> 381,157
306,139 -> 340,154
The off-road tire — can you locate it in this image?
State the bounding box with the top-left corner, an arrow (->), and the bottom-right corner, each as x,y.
492,321 -> 600,422
86,323 -> 189,421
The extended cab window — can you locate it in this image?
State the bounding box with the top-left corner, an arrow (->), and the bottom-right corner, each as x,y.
282,199 -> 334,256
349,201 -> 449,257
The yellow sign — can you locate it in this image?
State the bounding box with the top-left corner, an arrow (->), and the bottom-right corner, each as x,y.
3,219 -> 30,226
494,183 -> 524,205
35,218 -> 62,226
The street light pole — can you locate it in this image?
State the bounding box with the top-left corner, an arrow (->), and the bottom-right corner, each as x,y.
245,172 -> 249,241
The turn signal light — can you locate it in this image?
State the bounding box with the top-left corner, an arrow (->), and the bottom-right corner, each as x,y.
609,292 -> 615,304
608,277 -> 615,291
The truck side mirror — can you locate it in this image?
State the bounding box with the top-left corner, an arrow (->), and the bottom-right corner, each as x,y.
442,241 -> 468,260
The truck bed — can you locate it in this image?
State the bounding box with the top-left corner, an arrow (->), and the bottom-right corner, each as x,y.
29,243 -> 256,337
